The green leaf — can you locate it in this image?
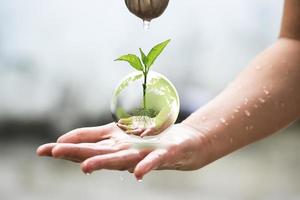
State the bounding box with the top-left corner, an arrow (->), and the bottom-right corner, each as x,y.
139,48 -> 148,68
115,54 -> 143,71
146,39 -> 171,69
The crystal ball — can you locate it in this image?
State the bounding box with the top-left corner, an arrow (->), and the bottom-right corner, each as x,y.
111,71 -> 180,136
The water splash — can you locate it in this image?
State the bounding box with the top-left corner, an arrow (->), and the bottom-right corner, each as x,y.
244,110 -> 251,117
143,20 -> 150,30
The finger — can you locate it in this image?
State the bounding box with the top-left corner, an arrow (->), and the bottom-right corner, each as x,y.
134,149 -> 167,180
140,128 -> 156,137
57,123 -> 114,143
126,128 -> 144,135
51,143 -> 123,162
81,149 -> 145,174
118,118 -> 132,125
36,143 -> 57,157
117,123 -> 132,131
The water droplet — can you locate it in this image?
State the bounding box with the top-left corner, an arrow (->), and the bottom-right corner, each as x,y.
220,118 -> 229,126
215,124 -> 219,128
244,98 -> 249,105
86,173 -> 91,176
143,20 -> 150,30
256,65 -> 262,70
137,179 -> 143,183
234,108 -> 239,113
214,134 -> 218,139
204,127 -> 211,132
246,125 -> 253,131
120,175 -> 124,182
244,110 -> 251,117
263,89 -> 270,95
237,106 -> 241,109
230,138 -> 234,143
231,115 -> 235,119
201,116 -> 207,121
258,98 -> 265,103
270,64 -> 274,69
220,118 -> 226,123
254,104 -> 258,108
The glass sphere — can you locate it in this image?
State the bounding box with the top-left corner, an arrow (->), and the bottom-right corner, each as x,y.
111,71 -> 180,136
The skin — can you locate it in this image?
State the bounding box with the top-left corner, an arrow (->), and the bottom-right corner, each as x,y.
37,0 -> 300,181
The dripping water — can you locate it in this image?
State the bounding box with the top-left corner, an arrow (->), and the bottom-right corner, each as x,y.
143,20 -> 150,30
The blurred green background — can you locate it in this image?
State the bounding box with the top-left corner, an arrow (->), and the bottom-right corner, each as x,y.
0,0 -> 299,199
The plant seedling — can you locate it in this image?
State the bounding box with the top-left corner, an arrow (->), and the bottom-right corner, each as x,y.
115,39 -> 171,116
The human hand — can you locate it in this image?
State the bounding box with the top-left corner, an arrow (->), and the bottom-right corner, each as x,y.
37,123 -> 209,180
117,117 -> 160,137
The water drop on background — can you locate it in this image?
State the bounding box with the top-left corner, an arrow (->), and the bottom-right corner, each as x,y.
143,20 -> 150,30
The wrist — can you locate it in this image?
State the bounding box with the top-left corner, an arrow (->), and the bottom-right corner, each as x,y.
177,122 -> 216,170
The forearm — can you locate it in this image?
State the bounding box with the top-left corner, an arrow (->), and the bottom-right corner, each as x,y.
183,38 -> 300,165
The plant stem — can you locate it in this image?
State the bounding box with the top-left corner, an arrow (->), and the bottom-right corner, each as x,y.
143,71 -> 148,110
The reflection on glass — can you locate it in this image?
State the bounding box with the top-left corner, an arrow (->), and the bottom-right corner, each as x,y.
111,71 -> 180,136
